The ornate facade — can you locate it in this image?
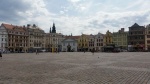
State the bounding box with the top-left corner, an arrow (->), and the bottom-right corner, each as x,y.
145,24 -> 150,51
95,33 -> 104,51
113,28 -> 128,49
27,24 -> 45,52
103,30 -> 113,46
1,23 -> 28,52
78,34 -> 89,52
128,23 -> 145,51
0,25 -> 8,52
46,23 -> 65,52
61,38 -> 78,52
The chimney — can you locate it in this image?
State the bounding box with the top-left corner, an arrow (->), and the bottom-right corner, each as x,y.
121,28 -> 124,32
27,24 -> 30,28
33,24 -> 36,28
23,25 -> 25,28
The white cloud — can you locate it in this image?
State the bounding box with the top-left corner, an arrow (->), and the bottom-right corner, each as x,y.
1,0 -> 150,35
68,0 -> 81,3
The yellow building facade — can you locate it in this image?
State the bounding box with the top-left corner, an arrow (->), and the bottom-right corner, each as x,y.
113,28 -> 128,49
78,34 -> 89,51
103,30 -> 113,46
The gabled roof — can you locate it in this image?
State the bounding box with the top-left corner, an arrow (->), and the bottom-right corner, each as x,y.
131,23 -> 139,27
2,23 -> 26,32
2,23 -> 14,29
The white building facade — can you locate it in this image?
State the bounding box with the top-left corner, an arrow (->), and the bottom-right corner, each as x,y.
0,25 -> 8,52
89,33 -> 104,52
61,38 -> 78,52
94,33 -> 104,51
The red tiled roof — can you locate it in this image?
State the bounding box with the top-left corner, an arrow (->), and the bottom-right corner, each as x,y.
2,23 -> 26,32
2,23 -> 14,29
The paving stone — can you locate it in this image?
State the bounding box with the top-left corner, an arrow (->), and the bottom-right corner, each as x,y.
0,52 -> 150,84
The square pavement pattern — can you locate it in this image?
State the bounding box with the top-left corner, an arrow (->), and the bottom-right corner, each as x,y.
0,52 -> 150,84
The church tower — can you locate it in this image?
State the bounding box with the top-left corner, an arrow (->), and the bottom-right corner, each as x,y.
49,27 -> 52,33
52,23 -> 56,33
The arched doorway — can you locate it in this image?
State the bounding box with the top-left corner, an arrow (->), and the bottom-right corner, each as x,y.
67,45 -> 71,52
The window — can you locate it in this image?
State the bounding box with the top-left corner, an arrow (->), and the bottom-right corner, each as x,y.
101,43 -> 103,46
147,35 -> 150,38
1,43 -> 3,47
113,34 -> 116,37
63,43 -> 65,46
123,42 -> 127,45
147,41 -> 150,43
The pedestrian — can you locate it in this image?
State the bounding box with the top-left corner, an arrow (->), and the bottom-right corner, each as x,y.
57,49 -> 59,53
37,50 -> 39,55
36,49 -> 38,55
92,48 -> 95,55
0,50 -> 2,59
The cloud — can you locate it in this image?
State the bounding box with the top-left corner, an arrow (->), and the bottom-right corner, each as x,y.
68,0 -> 81,3
0,0 -> 31,23
0,0 -> 150,35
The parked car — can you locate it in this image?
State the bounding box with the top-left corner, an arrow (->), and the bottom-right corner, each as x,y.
40,49 -> 46,52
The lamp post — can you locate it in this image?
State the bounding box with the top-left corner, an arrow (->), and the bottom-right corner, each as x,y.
94,36 -> 95,51
81,33 -> 83,52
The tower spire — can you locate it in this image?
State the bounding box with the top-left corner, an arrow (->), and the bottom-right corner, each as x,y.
52,22 -> 56,33
49,27 -> 52,33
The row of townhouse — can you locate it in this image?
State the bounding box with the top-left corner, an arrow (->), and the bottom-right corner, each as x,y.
103,23 -> 150,51
0,23 -> 29,52
1,23 -> 150,52
128,23 -> 150,51
0,23 -> 65,53
61,33 -> 104,52
61,23 -> 150,52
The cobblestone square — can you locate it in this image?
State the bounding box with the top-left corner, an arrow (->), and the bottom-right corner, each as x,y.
0,52 -> 150,84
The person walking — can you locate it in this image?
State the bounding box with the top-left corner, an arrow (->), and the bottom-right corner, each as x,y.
36,49 -> 38,55
0,50 -> 2,59
37,49 -> 39,55
92,48 -> 95,55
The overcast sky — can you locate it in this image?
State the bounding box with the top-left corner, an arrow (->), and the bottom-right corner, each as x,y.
0,0 -> 150,35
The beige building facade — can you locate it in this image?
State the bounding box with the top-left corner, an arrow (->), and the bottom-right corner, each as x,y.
1,23 -> 28,52
27,24 -> 45,52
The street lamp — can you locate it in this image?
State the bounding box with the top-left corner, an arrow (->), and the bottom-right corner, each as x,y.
81,33 -> 83,52
94,36 -> 95,51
